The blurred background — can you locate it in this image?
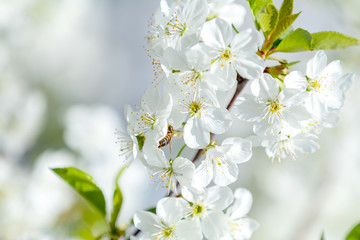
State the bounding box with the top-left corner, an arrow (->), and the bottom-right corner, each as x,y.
0,0 -> 359,239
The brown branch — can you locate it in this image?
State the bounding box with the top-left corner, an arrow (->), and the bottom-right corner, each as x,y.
168,74 -> 248,197
131,74 -> 249,238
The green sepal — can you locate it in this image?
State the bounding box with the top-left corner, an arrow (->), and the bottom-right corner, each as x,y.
136,134 -> 146,151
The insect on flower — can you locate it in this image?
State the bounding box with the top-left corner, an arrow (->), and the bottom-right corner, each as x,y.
158,124 -> 183,152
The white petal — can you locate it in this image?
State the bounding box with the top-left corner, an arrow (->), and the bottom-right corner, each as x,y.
202,71 -> 235,91
284,71 -> 308,91
182,186 -> 203,203
319,60 -> 342,80
232,29 -> 261,53
182,0 -> 208,30
213,158 -> 238,186
234,54 -> 265,80
157,93 -> 173,120
134,210 -> 160,234
202,106 -> 232,134
201,18 -> 233,49
172,157 -> 195,187
141,87 -> 161,114
161,48 -> 189,72
222,137 -> 253,164
217,3 -> 246,30
229,218 -> 259,239
192,159 -> 213,188
233,96 -> 263,122
143,145 -> 169,169
306,50 -> 327,79
322,110 -> 341,128
205,186 -> 234,211
229,188 -> 253,219
292,136 -> 320,154
156,197 -> 187,225
209,61 -> 237,90
337,73 -> 354,92
176,218 -> 203,240
184,116 -> 210,149
202,211 -> 229,240
259,73 -> 280,100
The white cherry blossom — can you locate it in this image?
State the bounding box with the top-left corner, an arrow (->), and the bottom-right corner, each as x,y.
182,186 -> 234,240
221,188 -> 259,240
262,131 -> 320,162
193,137 -> 252,188
170,89 -> 232,149
233,73 -> 311,136
284,51 -> 354,126
200,18 -> 265,88
126,87 -> 172,138
134,197 -> 202,240
150,0 -> 208,52
143,144 -> 195,193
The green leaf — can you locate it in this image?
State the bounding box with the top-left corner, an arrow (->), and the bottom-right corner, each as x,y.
272,27 -> 294,48
258,4 -> 279,36
311,31 -> 359,50
346,223 -> 360,240
279,0 -> 293,19
266,12 -> 300,50
110,167 -> 127,230
247,0 -> 273,30
52,167 -> 106,217
275,28 -> 312,52
320,232 -> 325,240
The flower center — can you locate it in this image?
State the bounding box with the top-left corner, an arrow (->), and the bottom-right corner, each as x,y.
188,101 -> 203,116
166,19 -> 187,37
153,223 -> 176,239
264,98 -> 285,124
162,225 -> 175,237
140,112 -> 157,130
194,204 -> 203,214
307,78 -> 321,91
221,50 -> 231,60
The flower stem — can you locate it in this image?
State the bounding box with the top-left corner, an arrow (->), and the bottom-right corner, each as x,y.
176,144 -> 187,158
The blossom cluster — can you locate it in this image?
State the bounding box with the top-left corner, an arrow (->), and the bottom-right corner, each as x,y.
115,0 -> 354,239
234,51 -> 354,162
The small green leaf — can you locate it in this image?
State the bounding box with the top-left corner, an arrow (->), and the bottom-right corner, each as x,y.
346,223 -> 360,240
110,167 -> 127,230
266,12 -> 300,50
52,167 -> 106,216
272,27 -> 294,48
258,4 -> 279,36
247,0 -> 273,30
275,28 -> 312,52
320,231 -> 325,240
311,31 -> 359,50
279,0 -> 293,19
